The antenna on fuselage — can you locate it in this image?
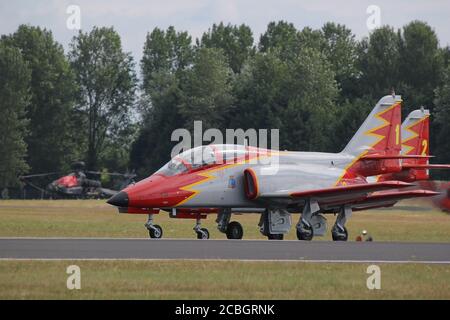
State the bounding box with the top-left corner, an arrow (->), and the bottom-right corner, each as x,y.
390,87 -> 396,98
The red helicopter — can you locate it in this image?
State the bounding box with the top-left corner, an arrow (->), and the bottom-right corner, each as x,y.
20,161 -> 136,199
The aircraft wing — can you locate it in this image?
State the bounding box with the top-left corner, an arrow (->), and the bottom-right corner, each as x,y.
351,189 -> 439,211
401,164 -> 450,170
257,181 -> 437,210
259,181 -> 412,201
289,181 -> 412,199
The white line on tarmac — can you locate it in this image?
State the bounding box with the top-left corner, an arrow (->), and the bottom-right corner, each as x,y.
0,258 -> 449,264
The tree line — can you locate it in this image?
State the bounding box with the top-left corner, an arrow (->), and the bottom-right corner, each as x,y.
1,20 -> 450,191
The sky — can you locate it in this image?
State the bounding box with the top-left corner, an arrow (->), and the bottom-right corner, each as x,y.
1,0 -> 450,67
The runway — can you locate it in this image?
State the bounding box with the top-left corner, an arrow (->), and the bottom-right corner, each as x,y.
1,238 -> 450,263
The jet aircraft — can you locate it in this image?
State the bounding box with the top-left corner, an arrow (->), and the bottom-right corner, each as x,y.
107,95 -> 448,240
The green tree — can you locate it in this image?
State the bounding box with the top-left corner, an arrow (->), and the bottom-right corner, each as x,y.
178,47 -> 235,130
259,21 -> 301,61
130,79 -> 182,176
130,27 -> 193,176
69,27 -> 137,170
0,42 -> 30,189
434,66 -> 450,177
330,96 -> 377,152
359,26 -> 401,97
297,27 -> 325,52
234,48 -> 338,151
321,22 -> 359,98
281,48 -> 338,151
199,22 -> 254,73
141,26 -> 193,92
233,51 -> 288,131
399,21 -> 443,109
3,25 -> 78,173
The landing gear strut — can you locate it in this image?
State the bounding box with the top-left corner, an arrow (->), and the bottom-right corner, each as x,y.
194,216 -> 209,239
259,209 -> 290,240
145,214 -> 163,239
216,209 -> 244,239
296,200 -> 319,241
331,205 -> 351,241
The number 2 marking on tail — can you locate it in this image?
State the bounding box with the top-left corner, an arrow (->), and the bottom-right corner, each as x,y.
421,140 -> 428,156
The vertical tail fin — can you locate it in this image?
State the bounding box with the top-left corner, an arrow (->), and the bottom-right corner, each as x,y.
337,95 -> 403,183
402,108 -> 430,156
401,108 -> 430,180
342,95 -> 402,158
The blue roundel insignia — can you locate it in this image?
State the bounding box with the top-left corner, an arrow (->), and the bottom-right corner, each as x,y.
228,176 -> 236,189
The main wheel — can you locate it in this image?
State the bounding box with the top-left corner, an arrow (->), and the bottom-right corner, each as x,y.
226,221 -> 244,239
196,228 -> 210,240
268,233 -> 284,240
332,226 -> 348,241
297,222 -> 314,241
149,224 -> 163,239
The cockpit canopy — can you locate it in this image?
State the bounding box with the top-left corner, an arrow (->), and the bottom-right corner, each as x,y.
156,144 -> 258,176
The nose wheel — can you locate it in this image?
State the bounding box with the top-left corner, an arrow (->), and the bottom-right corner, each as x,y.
194,216 -> 210,239
148,224 -> 163,239
145,214 -> 163,239
196,228 -> 210,239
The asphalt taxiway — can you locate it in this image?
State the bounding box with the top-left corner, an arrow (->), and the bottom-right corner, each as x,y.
1,238 -> 450,263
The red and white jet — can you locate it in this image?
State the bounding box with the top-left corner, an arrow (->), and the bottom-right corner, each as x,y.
108,95 -> 448,240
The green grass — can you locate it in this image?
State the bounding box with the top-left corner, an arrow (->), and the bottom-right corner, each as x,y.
0,199 -> 449,241
0,260 -> 449,299
0,200 -> 449,299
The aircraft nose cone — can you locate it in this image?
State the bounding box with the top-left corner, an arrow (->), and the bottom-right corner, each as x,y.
107,191 -> 129,207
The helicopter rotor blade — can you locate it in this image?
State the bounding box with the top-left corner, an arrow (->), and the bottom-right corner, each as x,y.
86,171 -> 136,178
19,172 -> 62,180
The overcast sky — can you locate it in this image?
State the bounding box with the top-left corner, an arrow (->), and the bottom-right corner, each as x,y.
1,0 -> 450,67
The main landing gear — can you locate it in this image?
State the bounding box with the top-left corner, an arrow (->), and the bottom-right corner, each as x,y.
216,209 -> 244,239
259,209 -> 291,240
331,205 -> 351,241
145,214 -> 163,239
296,200 -> 319,241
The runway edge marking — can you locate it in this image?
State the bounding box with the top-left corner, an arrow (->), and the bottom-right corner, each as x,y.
0,258 -> 449,264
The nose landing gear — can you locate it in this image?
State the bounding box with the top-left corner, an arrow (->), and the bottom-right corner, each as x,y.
145,214 -> 163,239
194,216 -> 210,239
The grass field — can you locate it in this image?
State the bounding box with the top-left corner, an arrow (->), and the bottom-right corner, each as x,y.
0,199 -> 449,299
0,260 -> 449,299
0,199 -> 449,241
